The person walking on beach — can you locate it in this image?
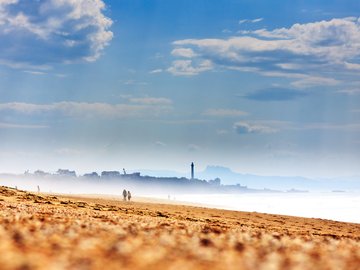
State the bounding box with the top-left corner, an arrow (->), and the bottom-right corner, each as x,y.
127,191 -> 131,201
123,189 -> 127,201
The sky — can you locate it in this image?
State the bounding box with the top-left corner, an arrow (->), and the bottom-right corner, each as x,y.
0,0 -> 360,178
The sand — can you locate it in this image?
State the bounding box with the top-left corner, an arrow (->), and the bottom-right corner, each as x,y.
0,186 -> 359,270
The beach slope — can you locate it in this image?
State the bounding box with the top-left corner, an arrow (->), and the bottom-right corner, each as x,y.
0,186 -> 359,270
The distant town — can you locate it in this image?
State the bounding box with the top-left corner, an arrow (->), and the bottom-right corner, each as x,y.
2,162 -> 359,194
20,163 -> 260,194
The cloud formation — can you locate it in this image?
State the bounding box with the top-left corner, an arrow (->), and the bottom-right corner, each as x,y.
233,121 -> 277,134
171,48 -> 197,58
0,122 -> 47,129
337,88 -> 360,95
203,108 -> 248,117
167,59 -> 213,76
243,88 -> 308,101
0,100 -> 172,118
0,0 -> 113,68
239,18 -> 263,24
128,97 -> 172,106
170,17 -> 360,86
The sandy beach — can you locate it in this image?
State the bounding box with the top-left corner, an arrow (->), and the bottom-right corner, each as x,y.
0,186 -> 359,270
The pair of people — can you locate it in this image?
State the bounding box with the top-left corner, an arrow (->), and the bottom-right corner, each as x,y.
122,189 -> 131,201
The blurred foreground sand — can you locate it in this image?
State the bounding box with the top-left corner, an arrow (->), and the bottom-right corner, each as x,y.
0,186 -> 359,270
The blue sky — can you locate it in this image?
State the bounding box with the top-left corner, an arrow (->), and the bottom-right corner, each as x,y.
0,0 -> 360,178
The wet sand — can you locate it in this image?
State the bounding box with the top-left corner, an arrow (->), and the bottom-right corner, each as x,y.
0,186 -> 359,270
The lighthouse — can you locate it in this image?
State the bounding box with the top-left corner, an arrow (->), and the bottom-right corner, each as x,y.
191,162 -> 194,180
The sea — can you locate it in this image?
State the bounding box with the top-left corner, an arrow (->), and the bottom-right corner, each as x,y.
2,176 -> 359,224
148,192 -> 360,224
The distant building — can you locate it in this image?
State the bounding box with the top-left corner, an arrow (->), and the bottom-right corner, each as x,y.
208,178 -> 221,186
34,170 -> 49,177
83,172 -> 99,178
101,171 -> 121,178
57,169 -> 76,177
191,162 -> 194,180
132,172 -> 141,177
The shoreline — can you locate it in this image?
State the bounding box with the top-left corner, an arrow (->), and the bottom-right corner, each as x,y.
4,185 -> 360,228
19,188 -> 360,227
36,190 -> 360,225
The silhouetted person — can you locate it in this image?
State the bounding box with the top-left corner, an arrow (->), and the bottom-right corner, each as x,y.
123,189 -> 127,201
127,191 -> 131,201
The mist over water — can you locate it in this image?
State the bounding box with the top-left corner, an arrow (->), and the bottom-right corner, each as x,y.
170,193 -> 360,224
1,175 -> 359,224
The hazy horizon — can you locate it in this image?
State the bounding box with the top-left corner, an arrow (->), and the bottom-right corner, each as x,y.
1,1 -> 360,179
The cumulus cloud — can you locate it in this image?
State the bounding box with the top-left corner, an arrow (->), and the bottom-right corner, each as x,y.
171,17 -> 360,86
203,108 -> 248,117
0,0 -> 113,68
0,100 -> 172,118
233,121 -> 277,134
171,48 -> 197,58
167,59 -> 213,76
243,88 -> 308,101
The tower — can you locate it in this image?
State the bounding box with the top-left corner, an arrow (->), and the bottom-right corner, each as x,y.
191,162 -> 194,180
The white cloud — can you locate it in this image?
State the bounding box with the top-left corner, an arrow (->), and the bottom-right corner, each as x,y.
129,97 -> 173,105
0,0 -> 113,68
0,59 -> 51,70
252,18 -> 263,23
122,80 -> 148,85
203,109 -> 248,117
344,61 -> 360,70
0,101 -> 172,118
239,18 -> 263,24
299,123 -> 360,131
167,59 -> 213,76
149,69 -> 163,74
0,122 -> 48,129
222,29 -> 232,34
337,88 -> 360,95
171,17 -> 360,86
55,73 -> 68,78
290,76 -> 339,88
171,48 -> 197,58
233,121 -> 277,134
23,70 -> 46,75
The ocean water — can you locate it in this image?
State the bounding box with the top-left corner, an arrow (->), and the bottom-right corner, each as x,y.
2,176 -> 359,224
158,192 -> 360,224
